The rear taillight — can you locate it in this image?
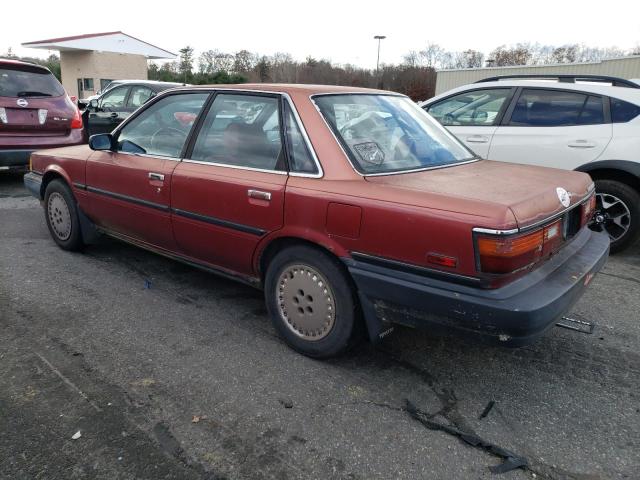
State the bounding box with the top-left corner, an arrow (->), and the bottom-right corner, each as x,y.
477,229 -> 545,274
70,106 -> 83,129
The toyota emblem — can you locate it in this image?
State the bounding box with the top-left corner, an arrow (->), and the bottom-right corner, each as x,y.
16,98 -> 29,108
556,187 -> 571,208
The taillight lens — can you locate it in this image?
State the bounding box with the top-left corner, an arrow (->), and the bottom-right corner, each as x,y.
477,229 -> 544,274
70,106 -> 83,129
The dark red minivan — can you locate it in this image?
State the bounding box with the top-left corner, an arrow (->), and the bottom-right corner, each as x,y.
0,59 -> 83,170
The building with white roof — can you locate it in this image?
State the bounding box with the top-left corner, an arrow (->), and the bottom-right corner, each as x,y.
22,31 -> 176,98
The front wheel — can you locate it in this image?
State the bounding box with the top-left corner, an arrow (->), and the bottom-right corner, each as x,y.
264,245 -> 360,358
44,179 -> 84,251
590,179 -> 640,253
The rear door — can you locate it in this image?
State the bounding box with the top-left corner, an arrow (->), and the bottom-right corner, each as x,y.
171,92 -> 288,275
84,92 -> 209,250
424,87 -> 514,158
86,85 -> 131,136
488,88 -> 612,169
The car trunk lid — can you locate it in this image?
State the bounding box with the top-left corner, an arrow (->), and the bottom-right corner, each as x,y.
364,160 -> 593,229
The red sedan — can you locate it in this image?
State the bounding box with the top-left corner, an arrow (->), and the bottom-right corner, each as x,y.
24,84 -> 609,358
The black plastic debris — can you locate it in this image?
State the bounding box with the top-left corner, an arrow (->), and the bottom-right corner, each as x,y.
556,316 -> 594,334
405,399 -> 528,474
279,399 -> 293,409
479,400 -> 495,420
144,279 -> 152,289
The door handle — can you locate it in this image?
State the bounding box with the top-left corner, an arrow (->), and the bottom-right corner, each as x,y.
466,135 -> 489,143
568,140 -> 596,148
148,172 -> 165,181
248,189 -> 271,201
110,112 -> 118,118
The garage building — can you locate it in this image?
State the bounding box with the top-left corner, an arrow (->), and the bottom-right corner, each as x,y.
22,31 -> 176,99
435,55 -> 640,95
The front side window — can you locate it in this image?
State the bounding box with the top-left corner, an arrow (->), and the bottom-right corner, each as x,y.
314,94 -> 474,175
427,88 -> 511,126
127,86 -> 155,109
116,93 -> 208,158
0,67 -> 65,98
190,94 -> 284,171
611,97 -> 640,123
100,86 -> 129,111
509,89 -> 604,126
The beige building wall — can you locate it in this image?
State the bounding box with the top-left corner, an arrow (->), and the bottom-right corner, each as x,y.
60,51 -> 148,98
434,56 -> 640,96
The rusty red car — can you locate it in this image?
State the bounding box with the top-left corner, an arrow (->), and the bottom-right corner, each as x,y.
24,84 -> 609,358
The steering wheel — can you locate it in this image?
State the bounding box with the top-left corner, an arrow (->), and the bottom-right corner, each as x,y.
149,127 -> 188,157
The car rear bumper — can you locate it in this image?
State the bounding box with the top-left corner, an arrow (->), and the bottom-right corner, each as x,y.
0,150 -> 33,170
346,227 -> 610,346
23,171 -> 43,199
0,130 -> 85,168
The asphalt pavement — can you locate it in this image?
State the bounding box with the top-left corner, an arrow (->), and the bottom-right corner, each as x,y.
1,171 -> 639,479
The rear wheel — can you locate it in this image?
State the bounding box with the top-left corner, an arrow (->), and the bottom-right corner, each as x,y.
44,179 -> 84,251
590,179 -> 640,253
264,245 -> 360,358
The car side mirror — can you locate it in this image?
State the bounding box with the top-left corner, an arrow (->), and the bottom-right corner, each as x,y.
89,99 -> 99,110
89,133 -> 114,151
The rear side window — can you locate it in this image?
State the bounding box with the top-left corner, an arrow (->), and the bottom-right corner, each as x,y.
127,86 -> 155,109
0,66 -> 65,98
426,88 -> 511,126
284,101 -> 318,174
190,93 -> 284,171
610,98 -> 640,123
509,89 -> 604,126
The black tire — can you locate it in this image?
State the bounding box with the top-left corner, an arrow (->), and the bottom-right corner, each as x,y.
44,179 -> 84,251
591,179 -> 640,254
264,245 -> 360,358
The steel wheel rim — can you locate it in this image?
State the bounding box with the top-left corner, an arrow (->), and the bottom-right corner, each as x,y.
47,192 -> 72,241
590,192 -> 631,242
276,264 -> 336,341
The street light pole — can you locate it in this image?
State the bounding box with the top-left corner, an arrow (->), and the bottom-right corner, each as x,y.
374,35 -> 386,75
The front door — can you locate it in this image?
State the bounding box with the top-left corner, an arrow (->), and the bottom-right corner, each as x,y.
488,88 -> 612,169
84,92 -> 210,250
171,92 -> 288,274
425,87 -> 514,158
86,85 -> 131,137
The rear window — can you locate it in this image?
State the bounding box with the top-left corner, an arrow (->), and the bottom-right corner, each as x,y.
610,98 -> 640,123
314,94 -> 474,175
0,66 -> 65,98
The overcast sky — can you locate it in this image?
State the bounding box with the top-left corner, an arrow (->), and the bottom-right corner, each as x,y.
3,0 -> 639,68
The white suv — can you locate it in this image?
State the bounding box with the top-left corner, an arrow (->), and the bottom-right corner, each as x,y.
421,75 -> 640,252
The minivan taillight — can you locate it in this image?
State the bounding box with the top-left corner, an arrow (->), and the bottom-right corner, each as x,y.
70,106 -> 82,129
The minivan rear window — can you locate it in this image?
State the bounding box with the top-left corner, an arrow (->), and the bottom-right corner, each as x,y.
0,66 -> 65,98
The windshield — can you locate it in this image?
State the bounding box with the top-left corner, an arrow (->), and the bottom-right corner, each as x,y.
0,67 -> 65,98
313,94 -> 475,174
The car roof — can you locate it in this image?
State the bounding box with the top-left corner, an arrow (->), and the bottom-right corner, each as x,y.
0,58 -> 51,74
423,80 -> 640,105
172,83 -> 398,96
107,79 -> 185,87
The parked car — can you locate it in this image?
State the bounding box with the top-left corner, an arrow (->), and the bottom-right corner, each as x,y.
0,59 -> 84,170
82,80 -> 183,138
421,75 -> 640,252
24,84 -> 609,358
